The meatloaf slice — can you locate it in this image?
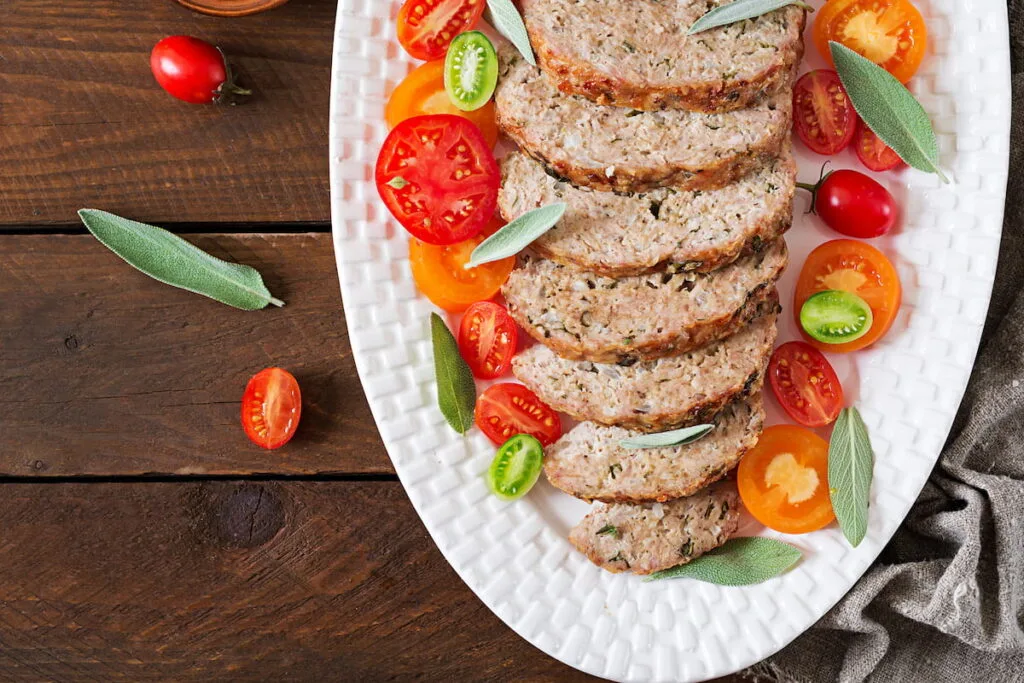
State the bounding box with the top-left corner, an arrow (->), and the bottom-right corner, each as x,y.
545,394 -> 764,504
495,46 -> 793,193
569,482 -> 741,575
522,0 -> 806,113
511,299 -> 778,432
502,239 -> 787,363
498,145 -> 796,277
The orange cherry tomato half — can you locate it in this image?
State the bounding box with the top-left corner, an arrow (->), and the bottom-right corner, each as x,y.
475,383 -> 562,447
794,239 -> 902,353
409,217 -> 514,313
769,342 -> 844,427
397,0 -> 486,62
814,0 -> 928,84
459,301 -> 518,379
241,367 -> 301,450
738,425 -> 836,534
385,60 -> 498,148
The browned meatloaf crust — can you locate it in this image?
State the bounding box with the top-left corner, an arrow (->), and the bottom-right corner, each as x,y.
511,299 -> 779,432
502,239 -> 787,363
522,0 -> 806,113
498,146 -> 796,277
495,45 -> 793,193
545,394 -> 764,504
569,482 -> 741,574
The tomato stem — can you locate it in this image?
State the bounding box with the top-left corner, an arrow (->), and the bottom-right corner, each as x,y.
214,47 -> 252,105
795,162 -> 834,215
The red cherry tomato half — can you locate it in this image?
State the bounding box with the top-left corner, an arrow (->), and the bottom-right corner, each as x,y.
458,301 -> 518,379
768,342 -> 844,427
397,0 -> 487,61
241,367 -> 301,449
475,383 -> 562,446
812,169 -> 898,239
793,70 -> 857,155
854,121 -> 906,172
150,35 -> 247,104
375,114 -> 500,245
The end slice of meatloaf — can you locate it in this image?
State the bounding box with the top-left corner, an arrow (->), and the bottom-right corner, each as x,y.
545,394 -> 765,504
502,239 -> 787,363
569,482 -> 741,575
495,45 -> 793,193
498,145 -> 796,277
521,0 -> 806,113
511,299 -> 779,432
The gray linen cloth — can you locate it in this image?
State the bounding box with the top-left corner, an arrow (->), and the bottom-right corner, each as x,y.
752,4 -> 1024,681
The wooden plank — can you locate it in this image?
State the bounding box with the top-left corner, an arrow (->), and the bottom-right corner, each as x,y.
0,0 -> 334,226
0,480 -> 744,681
0,480 -> 598,680
0,233 -> 392,476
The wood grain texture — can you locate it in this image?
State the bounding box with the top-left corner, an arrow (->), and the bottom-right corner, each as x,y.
0,0 -> 334,226
0,480 -> 600,681
0,233 -> 391,476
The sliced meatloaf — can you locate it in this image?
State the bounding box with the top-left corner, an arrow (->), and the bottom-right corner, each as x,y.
522,0 -> 806,113
502,239 -> 787,363
545,395 -> 764,504
511,300 -> 778,432
569,482 -> 741,575
495,46 -> 793,193
498,145 -> 796,277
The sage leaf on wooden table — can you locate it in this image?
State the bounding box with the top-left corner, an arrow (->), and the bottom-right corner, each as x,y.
485,0 -> 536,66
688,0 -> 813,35
619,424 -> 714,449
646,537 -> 802,585
466,203 -> 566,268
830,41 -> 949,182
829,407 -> 874,547
430,313 -> 476,434
78,209 -> 284,311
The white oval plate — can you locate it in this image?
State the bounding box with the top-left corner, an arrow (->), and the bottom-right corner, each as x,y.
328,1 -> 1010,680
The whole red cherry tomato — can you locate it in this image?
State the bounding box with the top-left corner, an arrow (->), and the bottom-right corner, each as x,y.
242,367 -> 301,449
800,169 -> 898,238
150,36 -> 250,104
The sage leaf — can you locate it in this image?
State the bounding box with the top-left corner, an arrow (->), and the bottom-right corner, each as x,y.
430,313 -> 476,434
466,203 -> 566,268
829,407 -> 874,547
78,209 -> 284,310
485,0 -> 536,66
689,0 -> 812,35
646,537 -> 802,585
620,424 -> 714,449
830,41 -> 948,182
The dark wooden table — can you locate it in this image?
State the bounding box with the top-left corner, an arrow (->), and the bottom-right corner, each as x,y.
0,2 -> 745,680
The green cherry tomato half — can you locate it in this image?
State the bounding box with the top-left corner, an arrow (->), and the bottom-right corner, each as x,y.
800,289 -> 874,345
445,31 -> 498,112
487,433 -> 544,501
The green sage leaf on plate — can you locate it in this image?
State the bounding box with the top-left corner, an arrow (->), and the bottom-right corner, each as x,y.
619,424 -> 714,449
830,41 -> 949,182
829,406 -> 874,547
430,312 -> 476,434
465,202 -> 566,269
485,0 -> 536,66
688,0 -> 812,35
78,209 -> 284,311
646,537 -> 802,585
